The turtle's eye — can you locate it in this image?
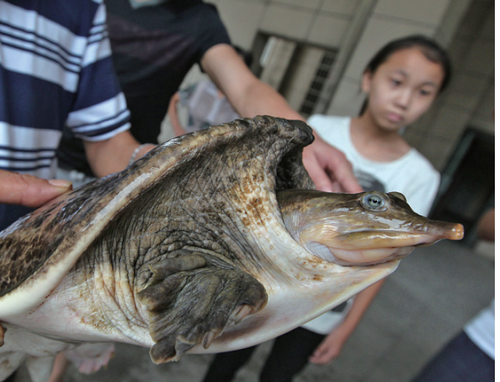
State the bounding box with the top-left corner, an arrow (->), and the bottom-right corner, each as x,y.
361,193 -> 387,211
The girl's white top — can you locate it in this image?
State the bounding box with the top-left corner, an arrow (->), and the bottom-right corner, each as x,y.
301,114 -> 440,335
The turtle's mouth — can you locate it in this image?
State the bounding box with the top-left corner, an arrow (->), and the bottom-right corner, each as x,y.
307,241 -> 414,266
303,228 -> 463,266
305,239 -> 414,266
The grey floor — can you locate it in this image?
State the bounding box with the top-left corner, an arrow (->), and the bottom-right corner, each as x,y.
15,240 -> 494,382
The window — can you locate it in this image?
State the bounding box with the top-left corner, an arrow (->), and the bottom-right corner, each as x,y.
250,33 -> 337,118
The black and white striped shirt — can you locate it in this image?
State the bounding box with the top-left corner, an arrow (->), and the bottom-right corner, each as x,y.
0,0 -> 131,179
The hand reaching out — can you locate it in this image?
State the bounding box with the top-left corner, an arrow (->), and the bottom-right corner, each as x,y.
308,327 -> 349,364
303,134 -> 362,193
308,281 -> 385,365
64,343 -> 116,375
0,170 -> 72,208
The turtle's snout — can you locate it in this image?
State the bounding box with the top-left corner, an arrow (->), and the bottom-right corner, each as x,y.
446,223 -> 464,241
425,221 -> 464,242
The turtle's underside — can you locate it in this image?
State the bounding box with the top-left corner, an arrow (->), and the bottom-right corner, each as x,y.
0,116 -> 463,382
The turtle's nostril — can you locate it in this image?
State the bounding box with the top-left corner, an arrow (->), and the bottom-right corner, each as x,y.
448,224 -> 464,240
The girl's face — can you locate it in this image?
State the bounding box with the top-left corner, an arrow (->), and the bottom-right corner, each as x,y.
361,47 -> 445,131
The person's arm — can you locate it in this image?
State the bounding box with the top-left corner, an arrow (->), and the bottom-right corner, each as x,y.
202,44 -> 302,121
308,279 -> 385,364
83,131 -> 155,178
168,92 -> 188,137
201,44 -> 361,193
0,170 -> 72,207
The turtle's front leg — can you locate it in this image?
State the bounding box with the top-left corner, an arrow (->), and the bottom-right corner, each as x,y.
137,252 -> 267,363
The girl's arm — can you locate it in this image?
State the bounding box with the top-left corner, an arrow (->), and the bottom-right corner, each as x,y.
308,279 -> 385,364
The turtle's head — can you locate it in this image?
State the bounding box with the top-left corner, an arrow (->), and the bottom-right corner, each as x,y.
278,190 -> 464,266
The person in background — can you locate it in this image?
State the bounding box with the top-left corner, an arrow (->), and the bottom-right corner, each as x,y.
412,208 -> 494,382
202,34 -> 452,382
55,0 -> 361,194
0,0 -> 153,232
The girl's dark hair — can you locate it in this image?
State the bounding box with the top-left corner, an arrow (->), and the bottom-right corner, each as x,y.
364,34 -> 452,93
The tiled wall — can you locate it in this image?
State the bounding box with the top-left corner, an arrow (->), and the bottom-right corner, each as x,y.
162,0 -> 494,173
211,0 -> 360,50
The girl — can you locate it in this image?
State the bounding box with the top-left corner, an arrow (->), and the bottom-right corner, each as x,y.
299,33 -> 451,373
202,34 -> 451,382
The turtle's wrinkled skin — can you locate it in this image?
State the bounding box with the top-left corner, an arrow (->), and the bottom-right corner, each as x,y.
0,116 -> 463,381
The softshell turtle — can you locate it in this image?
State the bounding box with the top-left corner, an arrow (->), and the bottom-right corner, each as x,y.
0,116 -> 463,381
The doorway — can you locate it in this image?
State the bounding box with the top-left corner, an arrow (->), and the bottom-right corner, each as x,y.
430,128 -> 494,245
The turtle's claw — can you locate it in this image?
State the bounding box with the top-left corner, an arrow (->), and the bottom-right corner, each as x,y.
229,304 -> 253,326
149,334 -> 184,363
137,253 -> 268,363
202,330 -> 217,349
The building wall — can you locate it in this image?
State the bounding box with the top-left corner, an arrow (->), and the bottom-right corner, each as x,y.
210,0 -> 361,51
324,0 -> 457,118
406,0 -> 494,170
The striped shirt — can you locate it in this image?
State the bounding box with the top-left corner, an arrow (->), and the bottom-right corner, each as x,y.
0,0 -> 131,179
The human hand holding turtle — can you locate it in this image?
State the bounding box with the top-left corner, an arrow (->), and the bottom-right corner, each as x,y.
0,170 -> 73,378
0,169 -> 72,208
302,134 -> 362,193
